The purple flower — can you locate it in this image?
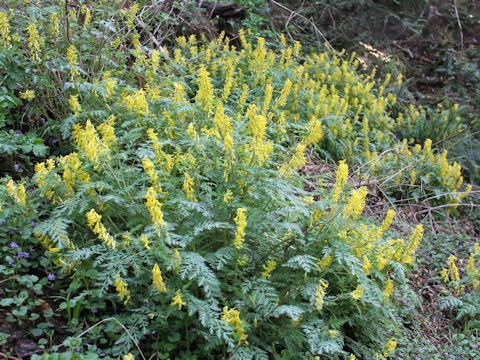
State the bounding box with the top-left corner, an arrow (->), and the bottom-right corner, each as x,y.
151,330 -> 156,335
41,117 -> 46,124
14,164 -> 19,170
15,130 -> 21,134
91,308 -> 98,313
0,219 -> 6,226
31,221 -> 37,228
48,273 -> 55,281
18,251 -> 30,259
8,259 -> 15,265
51,139 -> 59,144
473,344 -> 479,349
9,242 -> 19,248
9,229 -> 15,235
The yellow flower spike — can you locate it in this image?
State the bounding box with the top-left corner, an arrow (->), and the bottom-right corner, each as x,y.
402,224 -> 423,264
6,179 -> 26,206
69,95 -> 81,116
19,90 -> 35,101
378,209 -> 395,237
139,233 -> 150,250
302,119 -> 324,147
81,5 -> 91,27
26,23 -> 41,62
85,209 -> 116,250
171,290 -> 187,310
262,83 -> 273,115
383,337 -> 397,357
315,280 -> 328,311
261,260 -> 277,279
383,279 -> 394,298
97,115 -> 117,146
447,255 -> 460,283
332,160 -> 348,203
362,255 -> 371,275
234,208 -> 247,250
183,173 -> 197,202
275,79 -> 292,108
0,11 -> 11,47
152,263 -> 166,293
328,330 -> 338,339
196,65 -> 214,114
350,284 -> 364,301
317,255 -> 333,270
66,45 -> 79,81
223,189 -> 233,203
102,72 -> 117,100
123,89 -> 148,115
343,187 -> 368,218
145,187 -> 166,234
114,275 -> 130,304
221,306 -> 248,344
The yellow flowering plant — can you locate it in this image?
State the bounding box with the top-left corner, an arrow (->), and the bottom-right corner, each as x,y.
0,2 -> 476,359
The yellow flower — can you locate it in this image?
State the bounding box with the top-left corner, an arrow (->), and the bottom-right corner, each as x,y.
315,280 -> 328,311
237,254 -> 248,266
123,354 -> 134,360
383,279 -> 394,298
350,284 -> 364,300
275,78 -> 292,108
49,12 -> 59,35
402,224 -> 423,264
81,5 -> 91,27
26,23 -> 42,62
145,187 -> 166,233
152,263 -> 166,293
0,11 -> 10,47
280,144 -> 306,177
69,95 -> 81,116
85,209 -> 116,249
317,255 -> 333,269
332,160 -> 348,203
20,90 -> 35,101
378,209 -> 395,237
221,306 -> 247,344
115,275 -> 130,304
66,45 -> 79,81
123,89 -> 148,115
234,208 -> 247,249
343,187 -> 368,217
6,179 -> 26,206
383,337 -> 397,357
171,290 -> 187,310
328,330 -> 338,339
262,83 -> 272,114
183,173 -> 196,202
223,189 -> 233,203
72,119 -> 110,164
447,255 -> 460,283
139,233 -> 150,250
97,115 -> 117,146
261,260 -> 277,279
102,72 -> 117,100
362,255 -> 371,275
196,65 -> 214,114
